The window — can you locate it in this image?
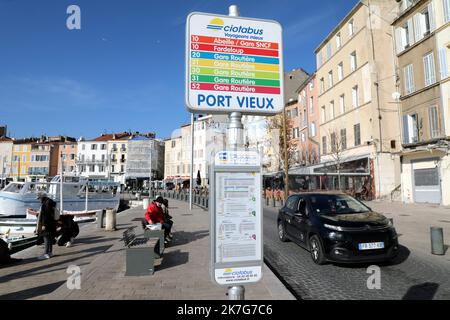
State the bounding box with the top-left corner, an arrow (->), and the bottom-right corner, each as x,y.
339,94 -> 345,114
336,33 -> 341,49
91,144 -> 97,150
350,51 -> 357,72
318,52 -> 323,68
329,101 -> 335,119
330,133 -> 336,152
292,128 -> 299,139
321,106 -> 326,123
402,114 -> 418,144
291,108 -> 298,117
439,47 -> 449,79
444,0 -> 450,23
101,154 -> 105,161
121,165 -> 124,172
352,86 -> 359,108
328,70 -> 333,88
423,52 -> 436,86
309,96 -> 314,114
171,140 -> 176,148
348,19 -> 354,37
326,43 -> 332,60
111,165 -> 115,172
301,132 -> 306,142
310,122 -> 316,137
354,124 -> 361,146
429,106 -> 440,138
338,62 -> 344,81
303,109 -> 307,127
320,78 -> 324,94
340,129 -> 347,150
112,144 -> 117,151
322,136 -> 327,154
22,155 -> 26,162
403,64 -> 415,95
101,144 -> 106,150
90,165 -> 95,172
92,155 -> 96,161
309,81 -> 314,91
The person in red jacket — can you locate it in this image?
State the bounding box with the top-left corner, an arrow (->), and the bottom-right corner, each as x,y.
145,195 -> 172,242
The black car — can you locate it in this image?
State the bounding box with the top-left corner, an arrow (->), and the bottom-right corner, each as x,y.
277,192 -> 399,264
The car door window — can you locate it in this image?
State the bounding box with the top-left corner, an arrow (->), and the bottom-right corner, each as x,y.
297,198 -> 307,215
286,196 -> 300,211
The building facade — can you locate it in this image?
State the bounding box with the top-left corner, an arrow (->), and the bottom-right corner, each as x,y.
126,136 -> 164,188
315,0 -> 402,198
0,137 -> 13,187
393,0 -> 450,205
11,140 -> 34,181
164,132 -> 183,182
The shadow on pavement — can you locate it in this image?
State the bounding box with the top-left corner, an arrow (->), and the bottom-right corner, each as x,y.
0,244 -> 112,282
0,280 -> 66,300
402,282 -> 439,300
169,230 -> 209,247
71,236 -> 120,245
157,250 -> 189,271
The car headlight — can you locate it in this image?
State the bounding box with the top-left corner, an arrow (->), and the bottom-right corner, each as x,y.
327,231 -> 345,240
324,224 -> 343,231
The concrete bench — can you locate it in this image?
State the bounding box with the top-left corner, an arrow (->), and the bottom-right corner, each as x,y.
140,219 -> 165,258
122,227 -> 162,276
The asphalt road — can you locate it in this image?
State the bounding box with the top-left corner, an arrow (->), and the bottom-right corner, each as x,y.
263,206 -> 450,300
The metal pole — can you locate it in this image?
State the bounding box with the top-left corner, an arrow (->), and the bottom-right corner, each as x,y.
227,4 -> 245,300
190,113 -> 194,210
282,105 -> 289,199
60,152 -> 64,214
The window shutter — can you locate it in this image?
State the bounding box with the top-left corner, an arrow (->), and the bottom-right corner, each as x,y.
395,27 -> 403,54
424,55 -> 430,85
444,0 -> 450,23
403,115 -> 410,144
413,14 -> 422,42
407,18 -> 414,46
428,0 -> 436,32
439,48 -> 448,79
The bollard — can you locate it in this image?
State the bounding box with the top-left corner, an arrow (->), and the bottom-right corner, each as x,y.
202,197 -> 205,207
97,210 -> 106,229
227,286 -> 245,300
272,197 -> 276,207
430,227 -> 445,255
206,198 -> 209,208
105,208 -> 117,231
143,198 -> 150,210
266,197 -> 269,206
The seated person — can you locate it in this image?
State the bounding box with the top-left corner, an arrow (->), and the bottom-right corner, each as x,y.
56,215 -> 79,248
145,195 -> 172,243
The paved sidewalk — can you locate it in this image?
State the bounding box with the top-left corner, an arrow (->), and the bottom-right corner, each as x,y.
0,199 -> 294,300
363,201 -> 450,263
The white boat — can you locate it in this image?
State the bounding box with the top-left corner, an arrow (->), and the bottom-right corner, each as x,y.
0,175 -> 120,219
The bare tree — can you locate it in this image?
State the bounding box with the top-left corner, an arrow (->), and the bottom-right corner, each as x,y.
268,114 -> 299,172
327,128 -> 347,190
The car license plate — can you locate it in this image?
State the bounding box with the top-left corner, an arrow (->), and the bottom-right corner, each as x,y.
358,242 -> 384,250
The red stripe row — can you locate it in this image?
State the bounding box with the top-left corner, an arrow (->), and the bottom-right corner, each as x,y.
191,82 -> 280,94
191,43 -> 279,58
191,35 -> 279,50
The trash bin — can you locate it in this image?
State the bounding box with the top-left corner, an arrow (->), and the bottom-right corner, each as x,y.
105,208 -> 117,231
143,198 -> 150,210
97,210 -> 106,229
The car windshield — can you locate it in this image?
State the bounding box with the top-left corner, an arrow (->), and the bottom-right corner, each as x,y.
309,194 -> 370,215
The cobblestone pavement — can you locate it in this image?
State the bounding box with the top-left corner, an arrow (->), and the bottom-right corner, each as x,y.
263,206 -> 450,300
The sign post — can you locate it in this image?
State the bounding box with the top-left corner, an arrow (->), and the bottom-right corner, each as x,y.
186,5 -> 283,300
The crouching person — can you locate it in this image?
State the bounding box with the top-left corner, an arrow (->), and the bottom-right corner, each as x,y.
57,215 -> 79,248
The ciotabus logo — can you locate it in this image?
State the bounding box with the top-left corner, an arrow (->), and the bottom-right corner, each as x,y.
207,18 -> 224,31
219,152 -> 227,160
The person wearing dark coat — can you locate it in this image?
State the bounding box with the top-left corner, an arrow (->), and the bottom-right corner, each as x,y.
36,192 -> 57,260
56,215 -> 79,247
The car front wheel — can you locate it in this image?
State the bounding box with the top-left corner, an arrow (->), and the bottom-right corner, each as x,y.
278,221 -> 288,242
309,235 -> 326,265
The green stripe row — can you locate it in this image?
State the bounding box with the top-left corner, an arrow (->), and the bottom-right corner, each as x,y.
191,74 -> 280,87
191,66 -> 280,80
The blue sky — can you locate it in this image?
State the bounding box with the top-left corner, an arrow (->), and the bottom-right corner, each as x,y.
0,0 -> 357,140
